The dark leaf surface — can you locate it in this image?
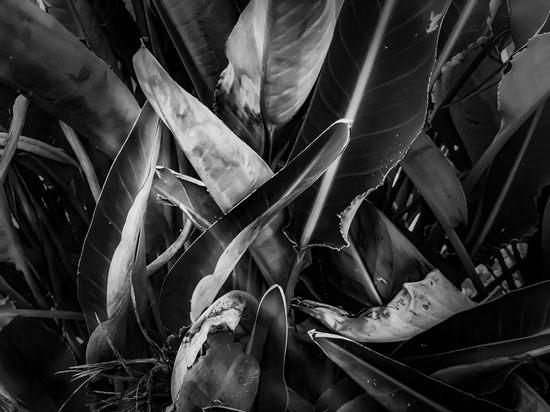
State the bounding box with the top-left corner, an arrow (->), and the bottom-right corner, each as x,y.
0,317 -> 92,412
287,0 -> 450,249
248,285 -> 288,412
78,102 -> 161,334
311,331 -> 511,411
152,0 -> 240,106
160,120 -> 350,332
392,281 -> 550,377
0,0 -> 140,159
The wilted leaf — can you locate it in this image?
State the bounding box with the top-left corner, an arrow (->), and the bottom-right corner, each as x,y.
392,280 -> 550,384
310,331 -> 511,411
248,285 -> 288,412
296,269 -> 475,343
287,0 -> 450,249
322,200 -> 433,306
400,132 -> 467,227
215,0 -> 336,157
153,166 -> 221,230
0,0 -> 140,158
78,102 -> 161,335
160,119 -> 350,331
0,317 -> 92,411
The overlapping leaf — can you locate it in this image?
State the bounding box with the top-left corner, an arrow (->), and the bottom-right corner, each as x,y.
160,119 -> 350,332
215,0 -> 337,157
400,132 -> 467,228
78,102 -> 161,334
0,0 -> 140,159
296,269 -> 475,343
392,280 -> 550,383
311,331 -> 511,411
508,0 -> 550,47
321,200 -> 432,307
248,285 -> 288,412
287,0 -> 450,249
151,0 -> 240,106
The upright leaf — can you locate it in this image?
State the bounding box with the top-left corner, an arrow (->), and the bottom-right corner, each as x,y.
215,0 -> 336,157
508,0 -> 550,47
160,120 -> 350,332
248,285 -> 289,412
151,0 -> 240,106
311,331 -> 511,411
287,0 -> 450,249
78,102 -> 161,334
400,132 -> 467,228
0,0 -> 140,158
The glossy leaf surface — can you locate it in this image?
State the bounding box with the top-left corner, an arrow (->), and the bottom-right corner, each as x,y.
296,270 -> 475,343
287,0 -> 449,249
215,0 -> 336,156
311,331 -> 511,411
0,0 -> 140,159
248,285 -> 288,412
400,132 -> 467,228
160,120 -> 350,332
78,102 -> 161,334
152,0 -> 240,106
393,280 -> 550,378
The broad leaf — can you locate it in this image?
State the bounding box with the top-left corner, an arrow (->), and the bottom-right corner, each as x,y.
392,280 -> 550,381
508,0 -> 550,47
248,285 -> 288,412
315,377 -> 366,412
135,46 -> 295,300
160,119 -> 350,331
296,270 -> 475,343
173,333 -> 260,412
321,200 -> 433,306
42,0 -> 120,74
400,132 -> 467,228
151,0 -> 240,106
0,0 -> 140,159
153,166 -> 222,230
0,316 -> 92,412
215,0 -> 336,157
464,31 -> 550,192
78,102 -> 161,334
287,0 -> 450,249
170,291 -> 259,411
310,331 -> 511,411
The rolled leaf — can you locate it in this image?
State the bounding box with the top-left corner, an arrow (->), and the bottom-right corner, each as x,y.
310,331 -> 511,411
78,102 -> 161,334
0,0 -> 140,159
151,0 -> 240,106
215,0 -> 336,156
295,269 -> 475,343
248,285 -> 288,412
400,132 -> 467,228
287,0 -> 450,249
160,119 -> 350,331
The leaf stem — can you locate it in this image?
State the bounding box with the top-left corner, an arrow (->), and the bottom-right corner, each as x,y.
0,308 -> 85,321
469,102 -> 545,257
146,218 -> 193,276
445,225 -> 487,299
0,96 -> 28,184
